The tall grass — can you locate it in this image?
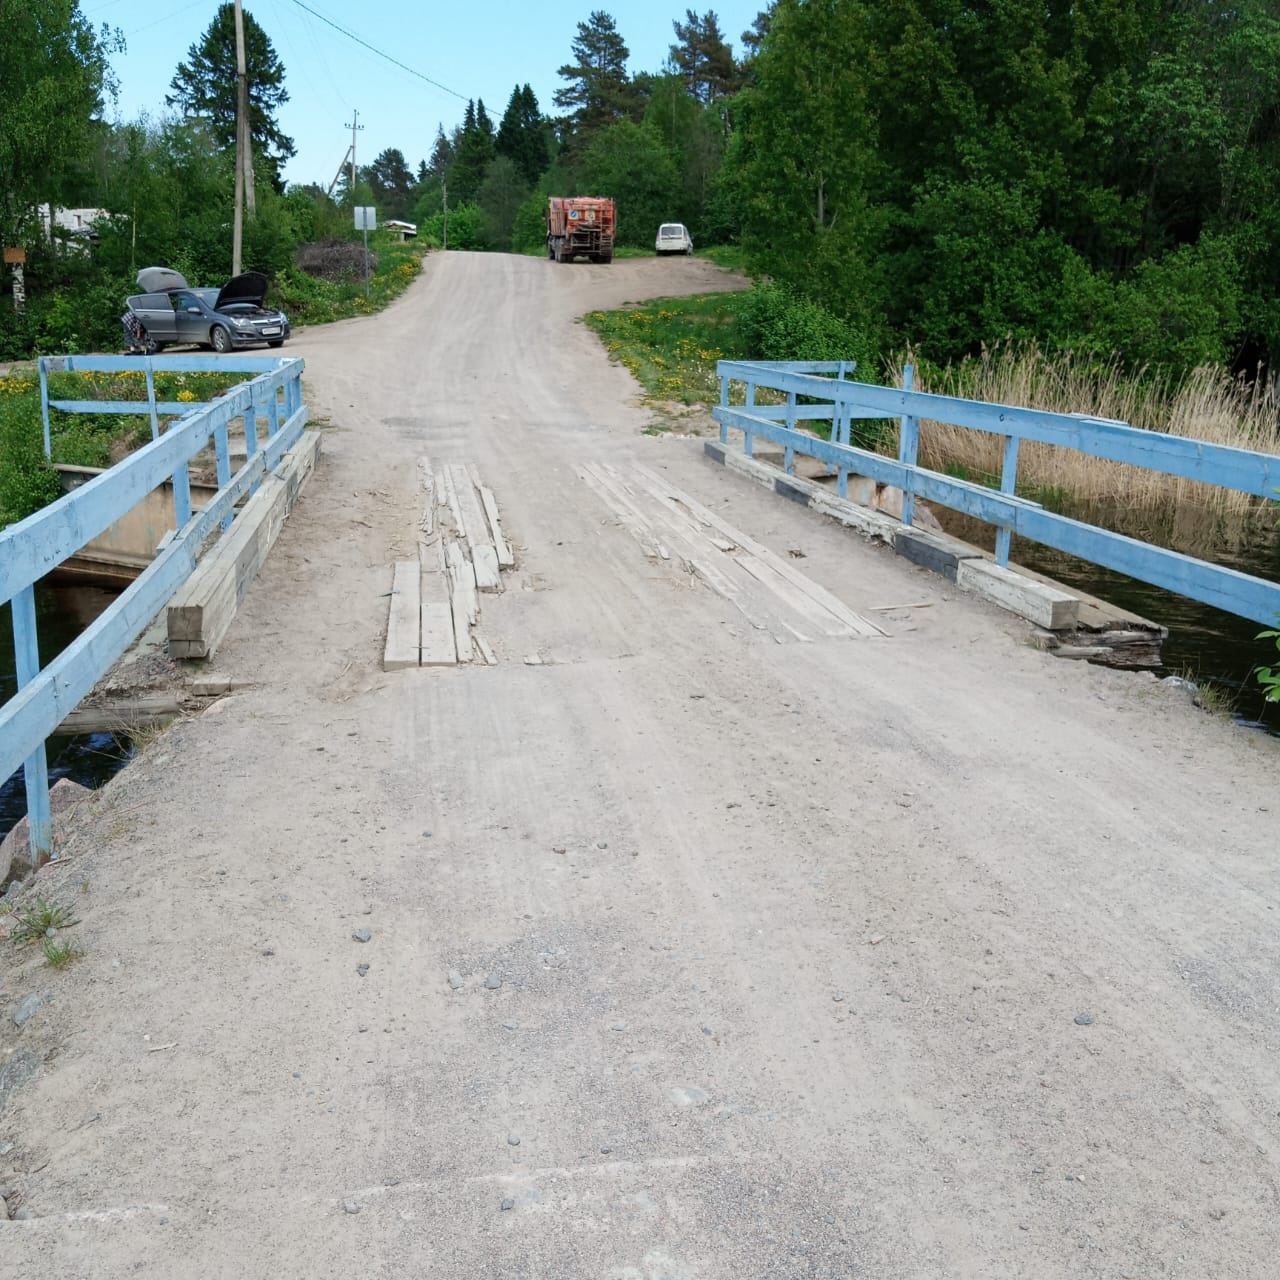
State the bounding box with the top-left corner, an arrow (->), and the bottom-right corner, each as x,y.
893,343 -> 1280,523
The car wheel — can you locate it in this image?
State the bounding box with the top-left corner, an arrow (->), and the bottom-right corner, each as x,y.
210,324 -> 232,353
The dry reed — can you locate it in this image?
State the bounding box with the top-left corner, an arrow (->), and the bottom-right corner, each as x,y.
886,343 -> 1280,524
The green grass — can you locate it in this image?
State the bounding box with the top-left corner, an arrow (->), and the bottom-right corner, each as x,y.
583,292 -> 747,407
0,368 -> 257,527
697,244 -> 748,273
41,936 -> 84,968
10,897 -> 79,945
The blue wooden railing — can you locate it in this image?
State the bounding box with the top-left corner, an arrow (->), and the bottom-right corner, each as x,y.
2,355 -> 307,865
714,360 -> 1280,626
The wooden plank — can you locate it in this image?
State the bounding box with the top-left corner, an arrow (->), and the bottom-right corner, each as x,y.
478,485 -> 515,567
383,561 -> 421,670
475,635 -> 498,666
165,434 -> 317,659
631,464 -> 884,637
447,464 -> 501,591
450,585 -> 472,663
473,544 -> 502,593
57,695 -> 184,734
893,527 -> 984,583
420,602 -> 457,666
437,465 -> 465,534
956,559 -> 1080,630
445,539 -> 478,624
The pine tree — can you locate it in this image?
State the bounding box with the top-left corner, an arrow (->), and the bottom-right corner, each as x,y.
670,10 -> 738,104
497,84 -> 549,186
166,3 -> 295,186
450,98 -> 497,204
554,11 -> 639,146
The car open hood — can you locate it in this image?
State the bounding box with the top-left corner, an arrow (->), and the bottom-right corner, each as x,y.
215,271 -> 269,310
136,266 -> 188,293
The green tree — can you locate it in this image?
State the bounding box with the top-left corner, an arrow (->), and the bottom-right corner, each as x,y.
554,12 -> 639,148
166,2 -> 295,188
669,10 -> 738,104
0,1 -> 121,247
727,0 -> 884,328
580,121 -> 683,247
497,84 -> 550,186
364,147 -> 415,221
450,99 -> 496,204
478,155 -> 530,249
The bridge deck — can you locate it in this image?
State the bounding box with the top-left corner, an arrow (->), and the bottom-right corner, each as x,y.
3,253 -> 1276,1278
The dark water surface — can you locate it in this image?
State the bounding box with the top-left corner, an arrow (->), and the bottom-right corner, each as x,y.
1,583 -> 134,844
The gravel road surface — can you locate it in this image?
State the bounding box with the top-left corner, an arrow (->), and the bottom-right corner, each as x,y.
2,251 -> 1277,1277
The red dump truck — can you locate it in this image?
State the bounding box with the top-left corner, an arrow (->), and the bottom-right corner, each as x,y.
546,196 -> 616,264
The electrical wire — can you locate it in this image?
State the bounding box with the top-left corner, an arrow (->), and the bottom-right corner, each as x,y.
283,0 -> 468,101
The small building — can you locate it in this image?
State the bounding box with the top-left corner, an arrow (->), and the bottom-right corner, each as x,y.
37,205 -> 109,249
382,219 -> 417,242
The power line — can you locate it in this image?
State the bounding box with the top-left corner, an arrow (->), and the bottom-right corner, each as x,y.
284,0 -> 468,101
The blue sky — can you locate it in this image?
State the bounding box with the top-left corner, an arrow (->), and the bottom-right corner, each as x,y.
87,0 -> 766,189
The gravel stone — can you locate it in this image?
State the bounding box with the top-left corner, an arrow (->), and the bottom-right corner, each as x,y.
356,963 -> 370,977
447,969 -> 465,990
352,928 -> 372,943
1074,1013 -> 1095,1026
485,973 -> 502,990
501,1198 -> 515,1211
13,1205 -> 36,1220
507,1133 -> 521,1146
12,994 -> 43,1028
342,1199 -> 361,1215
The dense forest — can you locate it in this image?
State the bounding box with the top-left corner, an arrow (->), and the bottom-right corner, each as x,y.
3,1 -> 1280,380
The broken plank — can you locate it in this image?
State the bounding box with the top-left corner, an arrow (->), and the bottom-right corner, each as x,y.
437,465 -> 465,535
445,539 -> 478,625
475,635 -> 498,666
473,545 -> 502,593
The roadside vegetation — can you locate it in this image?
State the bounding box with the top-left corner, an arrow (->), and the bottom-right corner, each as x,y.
0,368 -> 239,527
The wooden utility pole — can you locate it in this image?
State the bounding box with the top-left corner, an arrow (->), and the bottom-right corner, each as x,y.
344,111 -> 363,199
232,0 -> 255,275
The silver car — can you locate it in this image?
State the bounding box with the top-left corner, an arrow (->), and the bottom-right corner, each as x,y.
655,223 -> 693,256
126,267 -> 290,353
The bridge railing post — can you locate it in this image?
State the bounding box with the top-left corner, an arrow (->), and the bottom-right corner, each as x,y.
995,434 -> 1021,566
898,364 -> 919,527
12,584 -> 52,865
39,358 -> 52,460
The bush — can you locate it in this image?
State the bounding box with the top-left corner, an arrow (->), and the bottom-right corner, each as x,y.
737,284 -> 875,373
417,203 -> 488,251
0,397 -> 61,527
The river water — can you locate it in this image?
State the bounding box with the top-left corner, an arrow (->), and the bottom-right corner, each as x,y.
1,583 -> 133,844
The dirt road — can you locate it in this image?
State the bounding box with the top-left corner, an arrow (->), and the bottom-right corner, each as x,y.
3,252 -> 1278,1277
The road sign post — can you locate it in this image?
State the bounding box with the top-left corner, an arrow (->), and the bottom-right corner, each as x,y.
354,207 -> 376,298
